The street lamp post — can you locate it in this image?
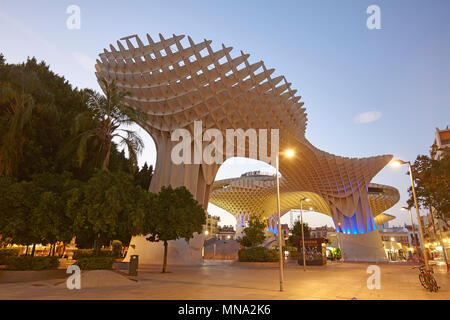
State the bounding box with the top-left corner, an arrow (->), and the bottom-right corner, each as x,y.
275,149 -> 294,292
391,159 -> 430,270
275,153 -> 284,291
299,197 -> 310,271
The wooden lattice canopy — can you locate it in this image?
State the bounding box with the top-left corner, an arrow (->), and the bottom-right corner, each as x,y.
95,33 -> 397,235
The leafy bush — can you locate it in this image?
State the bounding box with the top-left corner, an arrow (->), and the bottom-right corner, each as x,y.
72,249 -> 93,259
111,240 -> 122,258
3,257 -> 32,270
238,247 -> 279,262
4,256 -> 59,270
30,257 -> 60,270
73,249 -> 112,260
76,257 -> 115,270
0,248 -> 20,265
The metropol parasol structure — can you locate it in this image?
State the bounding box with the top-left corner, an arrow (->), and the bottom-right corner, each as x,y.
95,33 -> 400,264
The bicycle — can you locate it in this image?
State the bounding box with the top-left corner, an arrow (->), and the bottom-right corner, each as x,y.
412,265 -> 439,292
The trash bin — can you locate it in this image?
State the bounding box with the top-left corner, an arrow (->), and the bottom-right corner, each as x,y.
129,255 -> 139,276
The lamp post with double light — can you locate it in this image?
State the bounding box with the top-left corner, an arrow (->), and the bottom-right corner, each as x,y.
275,149 -> 294,291
391,159 -> 429,270
299,197 -> 310,271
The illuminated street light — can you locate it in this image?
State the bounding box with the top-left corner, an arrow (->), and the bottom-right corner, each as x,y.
391,159 -> 430,270
285,149 -> 295,158
390,159 -> 405,167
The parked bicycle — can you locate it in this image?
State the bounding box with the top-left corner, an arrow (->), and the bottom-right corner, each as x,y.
412,265 -> 439,292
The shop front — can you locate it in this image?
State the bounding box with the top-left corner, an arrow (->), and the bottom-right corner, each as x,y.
294,238 -> 328,266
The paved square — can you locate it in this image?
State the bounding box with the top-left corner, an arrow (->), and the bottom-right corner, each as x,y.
0,262 -> 448,300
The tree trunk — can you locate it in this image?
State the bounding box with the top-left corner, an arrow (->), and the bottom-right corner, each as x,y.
25,246 -> 29,256
47,244 -> 52,257
93,233 -> 101,256
101,141 -> 112,171
60,243 -> 66,258
162,240 -> 168,273
31,244 -> 36,257
52,243 -> 56,256
95,233 -> 101,256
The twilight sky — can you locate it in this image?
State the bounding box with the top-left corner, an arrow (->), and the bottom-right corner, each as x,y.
1,0 -> 449,228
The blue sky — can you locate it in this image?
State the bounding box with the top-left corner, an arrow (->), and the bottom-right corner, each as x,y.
1,0 -> 449,227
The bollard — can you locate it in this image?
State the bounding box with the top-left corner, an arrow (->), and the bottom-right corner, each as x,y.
129,255 -> 139,276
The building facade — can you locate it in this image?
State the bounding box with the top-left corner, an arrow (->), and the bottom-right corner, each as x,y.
217,225 -> 236,240
311,225 -> 335,239
431,126 -> 450,160
377,222 -> 422,261
422,211 -> 450,262
205,214 -> 220,239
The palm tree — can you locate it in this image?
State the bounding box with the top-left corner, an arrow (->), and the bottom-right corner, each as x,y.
0,84 -> 34,175
72,78 -> 145,171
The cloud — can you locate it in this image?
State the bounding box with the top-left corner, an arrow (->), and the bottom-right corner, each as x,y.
72,52 -> 96,72
354,111 -> 382,124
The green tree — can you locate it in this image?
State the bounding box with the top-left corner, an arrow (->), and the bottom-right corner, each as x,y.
30,172 -> 77,247
407,148 -> 450,227
287,221 -> 311,247
237,215 -> 267,248
72,78 -> 144,171
136,186 -> 205,273
0,56 -> 144,181
134,162 -> 153,190
0,57 -> 96,181
0,173 -> 78,255
68,170 -> 147,252
0,83 -> 34,176
0,56 -> 153,255
0,178 -> 41,255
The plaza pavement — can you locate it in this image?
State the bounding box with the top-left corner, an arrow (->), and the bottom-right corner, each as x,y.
0,261 -> 448,300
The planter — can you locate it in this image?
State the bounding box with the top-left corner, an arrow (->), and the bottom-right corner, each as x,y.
0,269 -> 67,284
